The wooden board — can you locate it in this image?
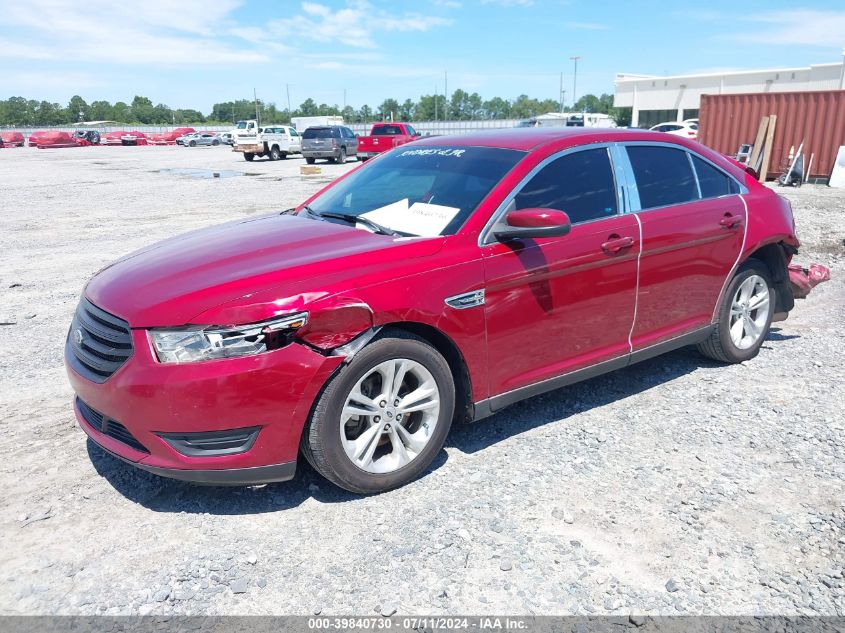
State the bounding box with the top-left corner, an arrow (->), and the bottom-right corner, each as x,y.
300,166 -> 322,175
758,114 -> 777,182
748,116 -> 769,173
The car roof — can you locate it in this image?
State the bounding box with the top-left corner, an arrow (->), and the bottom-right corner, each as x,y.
409,127 -> 699,152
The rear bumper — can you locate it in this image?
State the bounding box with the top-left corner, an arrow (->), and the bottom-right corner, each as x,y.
234,144 -> 263,153
303,149 -> 339,158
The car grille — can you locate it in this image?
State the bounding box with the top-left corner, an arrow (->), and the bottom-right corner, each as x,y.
67,298 -> 133,383
76,397 -> 148,453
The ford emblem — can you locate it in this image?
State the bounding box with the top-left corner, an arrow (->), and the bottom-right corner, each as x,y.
73,328 -> 84,345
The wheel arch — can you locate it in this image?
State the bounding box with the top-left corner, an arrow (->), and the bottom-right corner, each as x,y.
380,321 -> 474,425
740,240 -> 794,314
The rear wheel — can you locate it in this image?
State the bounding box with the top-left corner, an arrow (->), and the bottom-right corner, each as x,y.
697,259 -> 775,363
336,147 -> 346,164
189,140 -> 196,147
244,153 -> 254,162
212,139 -> 220,146
305,157 -> 316,164
301,330 -> 455,494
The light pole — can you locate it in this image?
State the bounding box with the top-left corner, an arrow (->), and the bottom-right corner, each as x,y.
570,56 -> 581,108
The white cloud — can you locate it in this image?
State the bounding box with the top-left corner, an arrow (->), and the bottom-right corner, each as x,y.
285,1 -> 453,49
737,9 -> 845,47
434,0 -> 463,8
481,0 -> 534,6
0,0 -> 268,65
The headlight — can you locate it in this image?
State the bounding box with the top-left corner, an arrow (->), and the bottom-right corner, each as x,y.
149,312 -> 308,364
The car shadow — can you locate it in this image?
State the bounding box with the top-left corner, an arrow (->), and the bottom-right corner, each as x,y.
91,333 -> 785,513
87,438 -> 448,514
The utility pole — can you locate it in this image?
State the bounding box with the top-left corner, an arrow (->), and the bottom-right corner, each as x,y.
559,72 -> 564,113
343,88 -> 347,110
435,84 -> 438,122
444,70 -> 448,120
253,87 -> 260,125
570,56 -> 581,108
286,84 -> 291,115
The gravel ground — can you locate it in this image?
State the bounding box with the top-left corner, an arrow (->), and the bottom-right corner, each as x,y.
0,146 -> 843,617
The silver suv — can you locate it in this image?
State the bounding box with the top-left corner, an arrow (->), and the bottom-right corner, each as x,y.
301,126 -> 358,164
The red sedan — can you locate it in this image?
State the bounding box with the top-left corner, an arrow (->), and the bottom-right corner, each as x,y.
1,131 -> 25,147
66,128 -> 811,493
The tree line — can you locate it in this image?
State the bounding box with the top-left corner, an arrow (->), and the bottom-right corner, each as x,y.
0,91 -> 631,127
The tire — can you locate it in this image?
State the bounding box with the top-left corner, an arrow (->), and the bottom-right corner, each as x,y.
244,153 -> 254,162
212,139 -> 220,146
301,330 -> 455,494
336,147 -> 346,164
697,258 -> 775,363
189,140 -> 196,147
269,146 -> 281,161
305,157 -> 316,165
357,156 -> 364,162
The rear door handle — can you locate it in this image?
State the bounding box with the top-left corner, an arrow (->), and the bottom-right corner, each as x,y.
719,214 -> 743,228
601,236 -> 635,253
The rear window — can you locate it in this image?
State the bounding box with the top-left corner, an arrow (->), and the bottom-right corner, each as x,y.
303,127 -> 333,139
692,155 -> 739,198
627,146 -> 698,209
372,125 -> 403,135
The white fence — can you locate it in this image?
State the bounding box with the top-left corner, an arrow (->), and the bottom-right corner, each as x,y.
2,119 -> 523,141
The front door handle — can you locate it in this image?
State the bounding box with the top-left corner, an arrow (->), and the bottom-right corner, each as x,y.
719,214 -> 743,228
601,235 -> 635,253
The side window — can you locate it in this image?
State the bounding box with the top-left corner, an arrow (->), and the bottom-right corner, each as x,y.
405,124 -> 417,136
514,148 -> 618,224
692,155 -> 739,198
289,128 -> 299,137
627,146 -> 698,209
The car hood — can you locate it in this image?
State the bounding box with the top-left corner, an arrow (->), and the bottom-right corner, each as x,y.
85,214 -> 445,327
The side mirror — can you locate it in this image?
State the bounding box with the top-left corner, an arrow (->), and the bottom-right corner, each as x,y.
493,208 -> 571,241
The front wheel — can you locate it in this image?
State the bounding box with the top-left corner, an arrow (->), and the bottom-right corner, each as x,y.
243,153 -> 255,161
336,147 -> 346,164
212,139 -> 220,146
269,146 -> 281,161
189,140 -> 196,147
697,259 -> 775,363
301,330 -> 455,494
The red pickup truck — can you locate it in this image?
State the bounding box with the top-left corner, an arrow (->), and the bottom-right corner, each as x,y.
356,122 -> 420,160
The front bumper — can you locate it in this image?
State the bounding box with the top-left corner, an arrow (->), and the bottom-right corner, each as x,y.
66,325 -> 344,484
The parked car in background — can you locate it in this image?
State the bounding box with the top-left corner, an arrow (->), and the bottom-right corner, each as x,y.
177,132 -> 222,147
65,127 -> 821,494
301,125 -> 357,164
73,130 -> 101,145
233,124 -> 302,161
148,127 -> 196,145
1,131 -> 25,147
650,120 -> 698,139
28,130 -> 51,147
102,131 -> 130,146
120,131 -> 149,146
356,122 -> 420,161
31,131 -> 88,148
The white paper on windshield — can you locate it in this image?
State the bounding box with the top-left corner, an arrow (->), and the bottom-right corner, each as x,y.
361,199 -> 460,237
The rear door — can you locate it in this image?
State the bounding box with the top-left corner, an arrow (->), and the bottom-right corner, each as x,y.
287,127 -> 301,153
624,143 -> 746,350
482,146 -> 639,401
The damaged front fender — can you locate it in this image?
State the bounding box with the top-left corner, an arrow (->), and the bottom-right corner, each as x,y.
296,298 -> 374,350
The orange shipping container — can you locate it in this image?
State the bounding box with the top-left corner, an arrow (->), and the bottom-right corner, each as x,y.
698,90 -> 845,181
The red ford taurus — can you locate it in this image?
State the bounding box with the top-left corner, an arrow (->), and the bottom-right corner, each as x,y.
66,128 -> 811,493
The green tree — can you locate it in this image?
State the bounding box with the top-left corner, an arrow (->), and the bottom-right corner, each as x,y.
358,105 -> 373,122
295,98 -> 319,117
379,98 -> 400,121
67,95 -> 89,122
482,96 -> 510,119
111,101 -> 131,122
89,100 -> 113,121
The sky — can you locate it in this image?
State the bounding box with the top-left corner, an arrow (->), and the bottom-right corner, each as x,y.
1,0 -> 843,113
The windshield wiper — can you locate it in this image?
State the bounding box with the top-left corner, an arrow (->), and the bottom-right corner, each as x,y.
299,205 -> 400,237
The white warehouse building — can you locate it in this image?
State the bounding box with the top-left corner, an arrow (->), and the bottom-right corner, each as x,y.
614,57 -> 845,128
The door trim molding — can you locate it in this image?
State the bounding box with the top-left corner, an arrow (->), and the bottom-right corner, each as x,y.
471,324 -> 714,421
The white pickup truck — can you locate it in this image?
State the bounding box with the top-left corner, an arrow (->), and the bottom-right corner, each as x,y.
232,121 -> 302,161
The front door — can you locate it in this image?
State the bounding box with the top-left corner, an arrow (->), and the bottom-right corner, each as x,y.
482,147 -> 639,402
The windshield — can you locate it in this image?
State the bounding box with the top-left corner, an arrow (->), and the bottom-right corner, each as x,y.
305,146 -> 524,237
303,127 -> 334,139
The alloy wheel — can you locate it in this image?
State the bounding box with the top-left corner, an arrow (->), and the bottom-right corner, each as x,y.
729,274 -> 770,349
339,358 -> 440,474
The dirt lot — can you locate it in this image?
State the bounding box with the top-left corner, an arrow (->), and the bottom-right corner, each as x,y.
0,145 -> 843,616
